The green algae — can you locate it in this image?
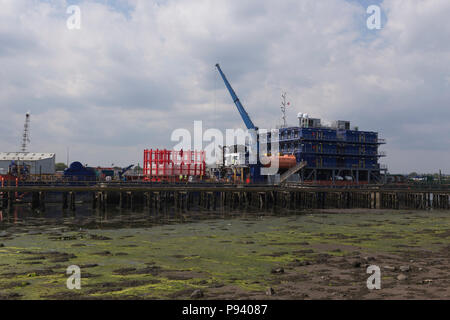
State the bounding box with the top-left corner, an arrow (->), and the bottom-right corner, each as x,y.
0,209 -> 448,299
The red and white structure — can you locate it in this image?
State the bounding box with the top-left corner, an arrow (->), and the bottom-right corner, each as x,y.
143,149 -> 206,182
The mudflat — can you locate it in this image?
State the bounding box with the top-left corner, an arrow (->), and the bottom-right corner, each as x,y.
0,209 -> 448,299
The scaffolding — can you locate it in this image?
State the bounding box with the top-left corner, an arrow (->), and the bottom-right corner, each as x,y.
262,115 -> 387,183
143,149 -> 206,182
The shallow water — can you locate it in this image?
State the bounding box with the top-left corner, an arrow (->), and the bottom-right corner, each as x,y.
0,201 -> 291,233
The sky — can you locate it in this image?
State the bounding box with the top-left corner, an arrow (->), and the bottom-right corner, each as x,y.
0,0 -> 449,174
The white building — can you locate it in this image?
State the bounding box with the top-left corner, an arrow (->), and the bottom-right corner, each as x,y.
0,152 -> 56,175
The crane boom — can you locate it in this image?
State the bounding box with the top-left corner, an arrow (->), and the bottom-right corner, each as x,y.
215,64 -> 257,130
118,164 -> 134,180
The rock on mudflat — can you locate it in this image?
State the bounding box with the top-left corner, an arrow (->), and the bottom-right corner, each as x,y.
90,234 -> 112,241
28,231 -> 42,235
397,274 -> 408,281
363,256 -> 376,262
271,267 -> 284,274
383,265 -> 396,271
80,264 -> 99,269
399,265 -> 411,272
290,260 -> 311,267
191,289 -> 204,299
266,287 -> 275,296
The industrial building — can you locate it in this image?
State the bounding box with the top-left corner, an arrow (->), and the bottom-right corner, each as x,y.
261,114 -> 386,183
0,152 -> 56,175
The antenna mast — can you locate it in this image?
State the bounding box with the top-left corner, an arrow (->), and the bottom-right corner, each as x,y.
21,112 -> 31,152
281,92 -> 290,128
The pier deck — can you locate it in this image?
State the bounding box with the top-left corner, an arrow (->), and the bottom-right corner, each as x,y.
1,184 -> 449,212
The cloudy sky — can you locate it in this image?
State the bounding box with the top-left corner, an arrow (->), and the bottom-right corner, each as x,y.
0,0 -> 449,173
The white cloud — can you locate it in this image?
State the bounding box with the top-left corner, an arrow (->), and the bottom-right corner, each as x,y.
0,0 -> 449,173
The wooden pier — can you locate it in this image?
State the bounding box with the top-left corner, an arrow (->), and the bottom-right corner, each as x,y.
1,184 -> 449,212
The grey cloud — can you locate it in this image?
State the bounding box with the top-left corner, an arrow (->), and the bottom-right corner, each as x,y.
0,0 -> 448,172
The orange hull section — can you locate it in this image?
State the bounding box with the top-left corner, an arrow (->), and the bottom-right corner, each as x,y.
262,155 -> 297,169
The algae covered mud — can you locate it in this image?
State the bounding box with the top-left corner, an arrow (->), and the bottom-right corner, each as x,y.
0,205 -> 449,300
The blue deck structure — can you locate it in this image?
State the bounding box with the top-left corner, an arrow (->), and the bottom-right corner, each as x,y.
263,116 -> 386,183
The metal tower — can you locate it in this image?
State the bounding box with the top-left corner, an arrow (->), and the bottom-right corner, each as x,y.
21,112 -> 31,152
280,92 -> 290,128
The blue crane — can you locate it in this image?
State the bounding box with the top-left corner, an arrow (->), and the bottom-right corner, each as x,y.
215,64 -> 263,182
215,64 -> 258,131
119,164 -> 134,180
